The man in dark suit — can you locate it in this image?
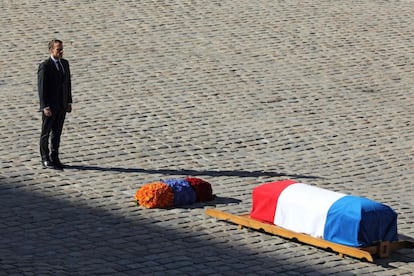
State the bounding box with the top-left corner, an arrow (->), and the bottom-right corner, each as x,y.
38,39 -> 72,170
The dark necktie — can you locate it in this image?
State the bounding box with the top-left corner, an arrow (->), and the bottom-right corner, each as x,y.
56,60 -> 64,77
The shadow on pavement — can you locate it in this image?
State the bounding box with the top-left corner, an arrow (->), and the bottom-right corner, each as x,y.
167,196 -> 243,211
64,164 -> 322,179
1,176 -> 412,274
0,176 -> 331,275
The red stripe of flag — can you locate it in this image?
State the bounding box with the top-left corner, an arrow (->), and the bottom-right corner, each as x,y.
250,179 -> 297,223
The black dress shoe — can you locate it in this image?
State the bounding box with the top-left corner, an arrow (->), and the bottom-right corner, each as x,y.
52,160 -> 65,170
42,160 -> 54,169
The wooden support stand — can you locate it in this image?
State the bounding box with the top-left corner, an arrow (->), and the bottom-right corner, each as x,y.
205,208 -> 414,262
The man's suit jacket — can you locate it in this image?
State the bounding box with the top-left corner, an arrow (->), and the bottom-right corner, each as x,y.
38,57 -> 72,112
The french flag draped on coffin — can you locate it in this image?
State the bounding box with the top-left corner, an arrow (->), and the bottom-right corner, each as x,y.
250,180 -> 398,247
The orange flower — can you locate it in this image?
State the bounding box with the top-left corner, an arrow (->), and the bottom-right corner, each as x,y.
135,182 -> 174,208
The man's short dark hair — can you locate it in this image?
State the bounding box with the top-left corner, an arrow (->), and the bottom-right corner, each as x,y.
48,39 -> 63,51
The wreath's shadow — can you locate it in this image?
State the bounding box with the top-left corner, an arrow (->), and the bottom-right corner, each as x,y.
167,195 -> 243,210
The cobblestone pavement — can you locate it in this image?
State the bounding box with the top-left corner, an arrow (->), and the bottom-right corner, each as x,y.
1,0 -> 413,275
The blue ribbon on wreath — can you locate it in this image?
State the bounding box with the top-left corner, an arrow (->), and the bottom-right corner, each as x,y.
164,179 -> 197,206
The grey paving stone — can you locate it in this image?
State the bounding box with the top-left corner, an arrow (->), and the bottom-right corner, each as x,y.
0,0 -> 413,275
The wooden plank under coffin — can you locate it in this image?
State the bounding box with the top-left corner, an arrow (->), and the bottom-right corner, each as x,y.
205,208 -> 414,262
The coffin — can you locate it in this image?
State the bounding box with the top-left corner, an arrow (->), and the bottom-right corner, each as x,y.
250,180 -> 398,247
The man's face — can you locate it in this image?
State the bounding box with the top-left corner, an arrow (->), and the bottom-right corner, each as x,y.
50,42 -> 63,59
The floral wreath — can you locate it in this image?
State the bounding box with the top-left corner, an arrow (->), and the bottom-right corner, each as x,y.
135,177 -> 213,208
